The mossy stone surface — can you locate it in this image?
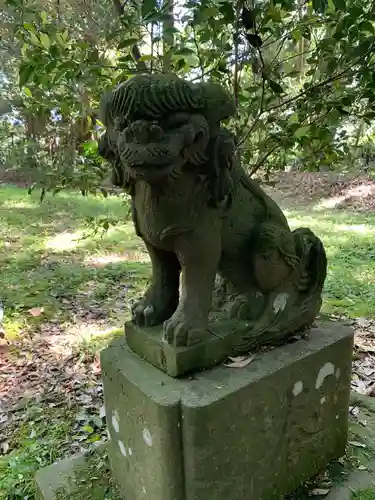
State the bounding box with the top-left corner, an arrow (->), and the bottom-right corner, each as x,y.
35,444 -> 121,500
101,321 -> 353,500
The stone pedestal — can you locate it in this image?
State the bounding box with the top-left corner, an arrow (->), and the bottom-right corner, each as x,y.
100,322 -> 353,500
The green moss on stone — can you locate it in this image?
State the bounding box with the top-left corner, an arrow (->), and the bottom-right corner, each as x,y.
54,448 -> 122,500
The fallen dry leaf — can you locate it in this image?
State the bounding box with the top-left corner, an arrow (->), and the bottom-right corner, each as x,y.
348,440 -> 367,448
310,488 -> 330,496
28,307 -> 44,317
0,441 -> 9,454
224,355 -> 255,368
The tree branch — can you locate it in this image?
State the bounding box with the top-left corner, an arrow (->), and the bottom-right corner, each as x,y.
248,144 -> 280,176
233,4 -> 241,108
266,44 -> 375,114
111,0 -> 147,72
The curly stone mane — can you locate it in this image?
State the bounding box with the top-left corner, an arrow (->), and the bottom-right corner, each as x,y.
100,74 -> 236,128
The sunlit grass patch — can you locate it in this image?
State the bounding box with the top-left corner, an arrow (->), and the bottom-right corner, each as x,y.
0,187 -> 146,339
1,186 -> 375,342
286,208 -> 375,318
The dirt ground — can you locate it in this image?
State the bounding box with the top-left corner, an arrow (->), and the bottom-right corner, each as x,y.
262,171 -> 375,212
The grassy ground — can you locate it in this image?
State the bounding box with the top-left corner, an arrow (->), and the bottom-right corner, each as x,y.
1,185 -> 375,337
1,184 -> 375,499
285,207 -> 375,319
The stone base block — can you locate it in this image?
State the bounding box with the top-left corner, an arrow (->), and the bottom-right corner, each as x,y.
34,444 -> 120,500
101,321 -> 353,500
125,316 -> 235,377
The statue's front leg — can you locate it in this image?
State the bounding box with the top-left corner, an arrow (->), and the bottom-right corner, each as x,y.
132,243 -> 180,327
163,222 -> 222,347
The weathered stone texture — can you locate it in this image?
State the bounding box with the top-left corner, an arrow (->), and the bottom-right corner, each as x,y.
101,322 -> 353,500
35,444 -> 110,500
101,338 -> 185,500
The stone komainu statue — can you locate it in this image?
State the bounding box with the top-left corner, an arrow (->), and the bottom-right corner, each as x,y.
98,74 -> 327,353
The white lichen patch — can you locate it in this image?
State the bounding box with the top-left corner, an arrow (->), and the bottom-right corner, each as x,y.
118,440 -> 127,457
142,487 -> 147,494
273,293 -> 289,314
107,429 -> 112,441
292,381 -> 303,396
316,362 -> 335,389
320,396 -> 326,404
112,409 -> 120,433
142,428 -> 153,447
128,447 -> 133,456
335,368 -> 341,379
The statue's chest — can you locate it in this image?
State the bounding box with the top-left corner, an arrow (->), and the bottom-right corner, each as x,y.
133,179 -> 205,249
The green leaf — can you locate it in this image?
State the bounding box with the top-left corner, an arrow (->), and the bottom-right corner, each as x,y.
83,140 -> 98,154
141,0 -> 157,18
163,25 -> 180,35
29,32 -> 41,46
19,63 -> 35,88
202,7 -> 219,20
144,12 -> 160,23
55,34 -> 66,48
82,425 -> 94,434
118,38 -> 140,49
246,33 -> 263,48
332,0 -> 346,10
268,6 -> 282,22
39,33 -> 51,50
292,29 -> 302,42
23,87 -> 32,97
173,47 -> 195,56
23,22 -> 34,31
40,11 -> 48,23
312,0 -> 328,12
359,21 -> 375,34
294,126 -> 310,139
288,113 -> 299,125
269,80 -> 284,94
139,54 -> 157,61
87,434 -> 101,443
175,58 -> 186,71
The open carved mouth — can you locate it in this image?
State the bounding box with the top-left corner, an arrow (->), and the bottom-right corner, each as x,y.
114,114 -> 210,182
126,157 -> 186,183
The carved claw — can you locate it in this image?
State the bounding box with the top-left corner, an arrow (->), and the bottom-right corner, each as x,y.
131,294 -> 178,328
163,312 -> 205,347
132,301 -> 158,327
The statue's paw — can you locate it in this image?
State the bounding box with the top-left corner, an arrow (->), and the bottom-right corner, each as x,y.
163,312 -> 205,347
132,300 -> 157,327
131,299 -> 175,328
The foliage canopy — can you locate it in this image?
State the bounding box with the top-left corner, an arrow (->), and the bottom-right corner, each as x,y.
0,0 -> 375,193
